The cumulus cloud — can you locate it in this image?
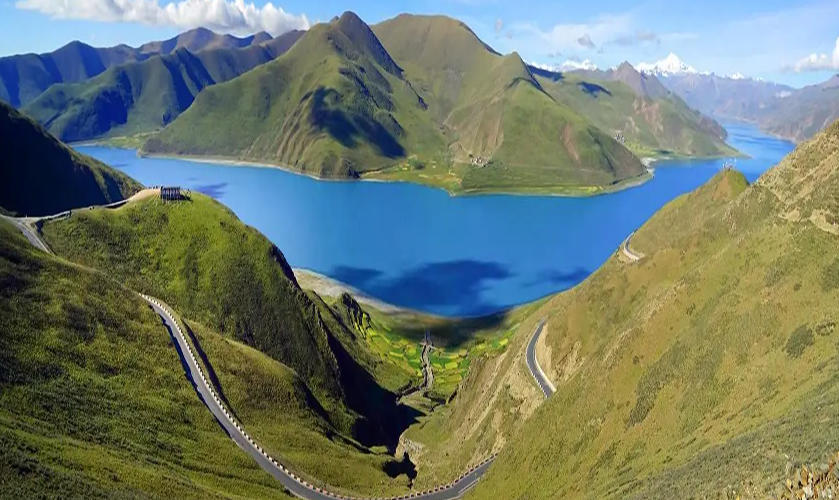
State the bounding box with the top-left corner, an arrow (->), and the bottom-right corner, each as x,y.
530,58 -> 597,73
508,13 -> 631,55
788,36 -> 839,72
15,0 -> 310,35
577,33 -> 596,49
612,29 -> 660,47
495,18 -> 503,35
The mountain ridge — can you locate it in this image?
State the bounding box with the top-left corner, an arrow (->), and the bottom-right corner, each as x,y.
145,12 -> 647,194
21,30 -> 304,142
0,27 -> 300,108
466,115 -> 839,500
0,99 -> 141,215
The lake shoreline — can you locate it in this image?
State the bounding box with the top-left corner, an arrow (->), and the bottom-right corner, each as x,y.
134,150 -> 659,198
73,122 -> 790,317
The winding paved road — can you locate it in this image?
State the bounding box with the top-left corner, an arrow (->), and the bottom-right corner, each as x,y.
4,211 -> 499,500
622,231 -> 642,262
2,215 -> 52,254
142,295 -> 496,500
525,320 -> 555,398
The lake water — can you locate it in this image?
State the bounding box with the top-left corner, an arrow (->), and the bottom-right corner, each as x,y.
76,123 -> 794,317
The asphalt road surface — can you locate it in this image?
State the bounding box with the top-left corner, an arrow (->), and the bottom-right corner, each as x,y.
525,320 -> 555,398
2,215 -> 52,254
5,210 -> 498,500
142,296 -> 496,500
622,231 -> 642,262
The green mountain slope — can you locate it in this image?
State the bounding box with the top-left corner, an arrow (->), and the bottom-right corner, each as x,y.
0,28 -> 285,108
1,214 -> 420,497
371,14 -> 647,192
22,32 -> 303,142
144,12 -> 442,179
0,100 -> 141,216
467,122 -> 839,499
0,220 -> 292,499
146,13 -> 646,194
39,193 -> 416,453
548,64 -> 738,158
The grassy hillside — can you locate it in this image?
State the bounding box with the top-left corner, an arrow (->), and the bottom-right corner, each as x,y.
0,100 -> 141,216
370,14 -> 647,193
146,13 -> 646,194
23,32 -> 303,142
177,317 -> 421,497
144,12 -> 443,180
0,219 -> 293,499
467,122 -> 839,499
0,216 -> 423,498
39,193 -> 418,451
0,28 -> 285,108
549,66 -> 738,159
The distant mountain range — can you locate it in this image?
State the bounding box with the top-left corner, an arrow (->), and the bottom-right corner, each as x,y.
143,12 -> 649,193
1,15 -> 747,193
0,27 -> 283,108
21,31 -> 303,143
550,62 -> 736,158
633,53 -> 839,143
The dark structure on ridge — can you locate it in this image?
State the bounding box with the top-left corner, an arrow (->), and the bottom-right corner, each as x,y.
160,186 -> 182,201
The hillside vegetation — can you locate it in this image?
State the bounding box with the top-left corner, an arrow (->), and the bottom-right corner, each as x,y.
467,122 -> 839,499
23,32 -> 303,142
39,193 -> 426,461
146,12 -> 647,194
554,65 -> 737,158
144,12 -> 445,179
0,28 -> 283,108
0,100 -> 141,216
0,220 -> 293,499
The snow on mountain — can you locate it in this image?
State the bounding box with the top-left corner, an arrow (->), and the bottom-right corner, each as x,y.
637,53 -> 764,82
636,53 -> 697,76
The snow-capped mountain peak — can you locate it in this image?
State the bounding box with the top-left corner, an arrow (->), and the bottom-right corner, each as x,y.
636,53 -> 697,76
728,72 -> 746,80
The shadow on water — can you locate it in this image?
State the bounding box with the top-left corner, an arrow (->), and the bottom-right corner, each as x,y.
192,182 -> 228,198
330,260 -> 513,316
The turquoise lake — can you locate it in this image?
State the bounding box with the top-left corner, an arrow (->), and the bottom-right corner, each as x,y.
75,123 -> 794,317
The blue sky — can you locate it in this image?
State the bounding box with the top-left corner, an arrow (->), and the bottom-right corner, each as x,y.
1,0 -> 838,87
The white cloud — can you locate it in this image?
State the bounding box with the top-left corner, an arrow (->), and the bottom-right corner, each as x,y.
789,37 -> 839,72
510,13 -> 632,54
530,59 -> 597,72
15,0 -> 310,35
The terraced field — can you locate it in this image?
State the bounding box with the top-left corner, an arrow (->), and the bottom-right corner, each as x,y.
349,309 -> 522,399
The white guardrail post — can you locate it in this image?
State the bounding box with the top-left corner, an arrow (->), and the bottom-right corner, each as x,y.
142,293 -> 494,500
